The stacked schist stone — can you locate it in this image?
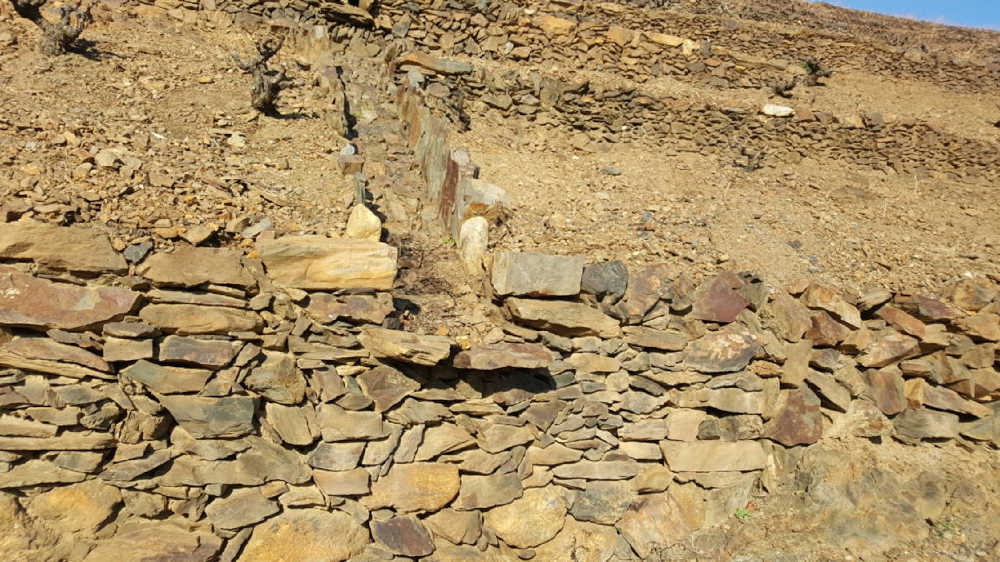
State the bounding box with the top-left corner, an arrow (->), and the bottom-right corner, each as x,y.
2,217 -> 998,560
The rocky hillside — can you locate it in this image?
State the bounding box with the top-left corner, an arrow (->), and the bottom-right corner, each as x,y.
0,1 -> 998,561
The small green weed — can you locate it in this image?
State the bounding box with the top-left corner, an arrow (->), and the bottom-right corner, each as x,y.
734,507 -> 752,521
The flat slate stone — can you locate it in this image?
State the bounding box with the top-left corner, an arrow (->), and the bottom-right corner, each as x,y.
157,394 -> 257,438
659,440 -> 766,472
205,488 -> 279,530
0,221 -> 126,274
140,247 -> 254,287
0,459 -> 87,488
244,351 -> 306,405
312,468 -> 370,496
491,251 -> 585,297
257,235 -> 398,290
82,519 -> 221,562
307,292 -> 394,324
121,360 -> 213,394
0,267 -> 139,331
358,327 -> 453,366
453,343 -> 555,370
506,298 -> 621,338
3,337 -> 110,372
0,348 -> 112,381
623,326 -> 689,351
159,336 -> 240,368
139,304 -> 263,335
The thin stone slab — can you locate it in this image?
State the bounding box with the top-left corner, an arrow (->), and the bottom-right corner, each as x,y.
121,360 -> 213,394
0,433 -> 115,450
307,292 -> 394,324
0,348 -> 113,380
3,337 -> 110,372
139,304 -> 263,335
506,298 -> 621,337
452,343 -> 556,370
0,221 -> 127,274
491,251 -> 585,297
659,440 -> 766,472
359,327 -> 453,366
0,459 -> 87,488
0,267 -> 139,330
139,247 -> 254,287
157,394 -> 257,438
257,235 -> 398,290
159,336 -> 240,368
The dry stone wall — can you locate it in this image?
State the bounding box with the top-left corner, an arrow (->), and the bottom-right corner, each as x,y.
1,211 -> 999,561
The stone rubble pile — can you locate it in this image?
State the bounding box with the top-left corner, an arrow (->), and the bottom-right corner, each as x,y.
1,217 -> 997,560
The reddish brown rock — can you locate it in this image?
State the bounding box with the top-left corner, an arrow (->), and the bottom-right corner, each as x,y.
876,306 -> 926,339
763,387 -> 823,446
357,365 -> 420,412
307,292 -> 394,324
0,267 -> 139,331
0,221 -> 126,274
139,247 -> 254,287
805,311 -> 850,347
453,343 -> 556,370
864,368 -> 907,416
690,271 -> 748,323
858,333 -> 920,368
372,516 -> 435,557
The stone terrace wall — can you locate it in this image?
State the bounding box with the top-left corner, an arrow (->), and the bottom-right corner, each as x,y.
1,218 -> 999,559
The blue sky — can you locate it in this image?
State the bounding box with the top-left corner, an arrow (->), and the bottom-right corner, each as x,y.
818,1 -> 1000,30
